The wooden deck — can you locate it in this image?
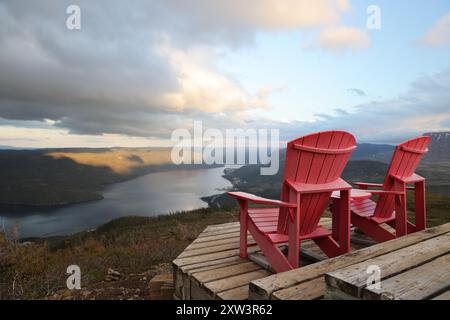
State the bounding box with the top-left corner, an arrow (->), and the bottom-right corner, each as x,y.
172,220 -> 450,300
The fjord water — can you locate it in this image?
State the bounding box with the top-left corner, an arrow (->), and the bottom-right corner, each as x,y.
0,167 -> 232,238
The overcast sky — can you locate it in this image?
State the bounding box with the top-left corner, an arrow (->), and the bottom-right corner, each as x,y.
0,0 -> 449,147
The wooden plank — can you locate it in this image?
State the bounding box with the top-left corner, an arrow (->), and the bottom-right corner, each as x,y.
249,223 -> 450,300
180,256 -> 244,273
204,222 -> 239,231
325,232 -> 450,298
266,240 -> 377,300
190,280 -> 217,300
272,277 -> 325,300
324,286 -> 360,300
198,227 -> 240,238
248,252 -> 276,273
432,290 -> 450,300
193,261 -> 262,283
173,267 -> 184,299
186,235 -> 252,250
301,241 -> 328,261
192,231 -> 241,243
204,269 -> 271,295
174,246 -> 260,267
149,274 -> 174,300
216,286 -> 249,300
179,258 -> 247,300
178,241 -> 252,258
199,224 -> 239,234
362,253 -> 450,300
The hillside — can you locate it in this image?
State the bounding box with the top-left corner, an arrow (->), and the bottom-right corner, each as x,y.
0,208 -> 238,300
2,198 -> 450,299
351,143 -> 394,163
0,131 -> 448,209
424,132 -> 450,163
0,148 -> 211,209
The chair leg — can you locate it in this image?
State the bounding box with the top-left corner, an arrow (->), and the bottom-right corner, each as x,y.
314,236 -> 341,258
351,214 -> 396,243
394,193 -> 407,237
247,221 -> 292,273
414,181 -> 426,231
288,206 -> 300,268
331,198 -> 340,242
238,200 -> 248,258
338,190 -> 350,254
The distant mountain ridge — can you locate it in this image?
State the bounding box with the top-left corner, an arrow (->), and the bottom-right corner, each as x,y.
351,143 -> 394,163
424,132 -> 450,163
350,132 -> 450,163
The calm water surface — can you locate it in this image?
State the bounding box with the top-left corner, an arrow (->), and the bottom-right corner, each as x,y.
0,167 -> 231,238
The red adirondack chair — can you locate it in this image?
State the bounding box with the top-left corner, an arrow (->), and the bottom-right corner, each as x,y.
228,131 -> 357,273
343,136 -> 431,243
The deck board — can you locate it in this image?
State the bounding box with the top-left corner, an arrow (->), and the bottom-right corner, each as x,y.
325,232 -> 450,299
362,252 -> 450,300
173,220 -> 450,300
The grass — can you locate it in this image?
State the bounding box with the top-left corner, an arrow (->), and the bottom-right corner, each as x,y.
0,208 -> 238,300
1,188 -> 449,300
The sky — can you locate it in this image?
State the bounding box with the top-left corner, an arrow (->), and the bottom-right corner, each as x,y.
0,0 -> 449,148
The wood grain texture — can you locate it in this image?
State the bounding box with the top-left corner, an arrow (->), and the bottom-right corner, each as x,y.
362,253 -> 450,300
325,232 -> 450,298
249,223 -> 450,300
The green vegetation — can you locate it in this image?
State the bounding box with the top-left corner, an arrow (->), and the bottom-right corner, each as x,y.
206,160 -> 450,227
0,148 -> 213,209
0,208 -> 238,299
1,143 -> 449,300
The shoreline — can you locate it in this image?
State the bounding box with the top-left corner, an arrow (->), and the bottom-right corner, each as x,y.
0,164 -> 225,215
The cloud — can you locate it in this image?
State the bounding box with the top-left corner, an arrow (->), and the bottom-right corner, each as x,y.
0,0 -> 354,140
272,68 -> 450,143
156,43 -> 269,113
164,0 -> 351,35
348,88 -> 367,97
318,27 -> 370,52
418,13 -> 450,47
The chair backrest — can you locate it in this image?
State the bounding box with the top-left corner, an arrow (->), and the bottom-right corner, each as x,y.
278,131 -> 357,234
373,136 -> 431,219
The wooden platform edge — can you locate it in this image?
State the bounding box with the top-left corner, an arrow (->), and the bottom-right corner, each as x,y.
249,223 -> 450,300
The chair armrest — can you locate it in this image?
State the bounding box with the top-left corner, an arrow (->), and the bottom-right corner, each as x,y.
227,192 -> 297,208
364,190 -> 405,195
354,182 -> 383,189
390,173 -> 425,184
286,178 -> 352,194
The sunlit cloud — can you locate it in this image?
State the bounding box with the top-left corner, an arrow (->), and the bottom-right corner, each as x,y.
156,42 -> 270,113
418,13 -> 450,47
0,0 -> 358,141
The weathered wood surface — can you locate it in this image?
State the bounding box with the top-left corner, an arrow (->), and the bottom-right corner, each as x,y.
173,219 -> 332,300
362,253 -> 450,300
249,223 -> 450,300
149,274 -> 174,300
173,221 -> 267,300
432,290 -> 450,300
173,220 -> 450,300
325,232 -> 450,299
